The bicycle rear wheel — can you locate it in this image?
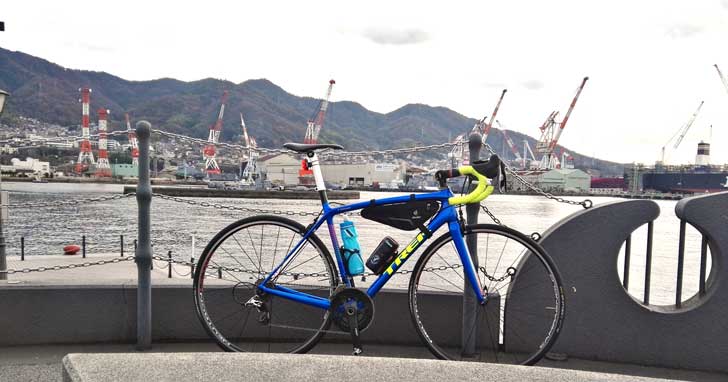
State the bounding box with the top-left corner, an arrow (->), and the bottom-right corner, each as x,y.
193,215 -> 337,353
409,224 -> 564,365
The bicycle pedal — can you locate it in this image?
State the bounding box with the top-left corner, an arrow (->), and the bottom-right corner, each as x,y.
352,346 -> 363,356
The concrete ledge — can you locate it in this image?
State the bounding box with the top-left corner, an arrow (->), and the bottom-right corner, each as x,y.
0,285 -> 483,346
62,353 -> 674,382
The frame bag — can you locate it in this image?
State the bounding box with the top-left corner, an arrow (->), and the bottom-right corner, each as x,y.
361,199 -> 439,232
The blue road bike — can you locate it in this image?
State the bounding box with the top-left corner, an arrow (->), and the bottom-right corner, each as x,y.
193,143 -> 565,365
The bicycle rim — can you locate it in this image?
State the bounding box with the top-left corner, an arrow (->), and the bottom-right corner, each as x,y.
409,224 -> 564,365
193,215 -> 337,353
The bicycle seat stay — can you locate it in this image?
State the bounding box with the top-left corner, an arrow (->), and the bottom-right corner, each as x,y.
283,143 -> 344,153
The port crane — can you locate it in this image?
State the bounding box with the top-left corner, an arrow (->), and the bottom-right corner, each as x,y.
473,89 -> 507,143
452,89 -> 507,166
125,113 -> 139,166
715,64 -> 728,96
660,100 -> 704,164
523,140 -> 537,169
300,80 -> 335,183
495,120 -> 522,162
203,90 -> 229,175
535,77 -> 589,170
303,79 -> 335,144
240,113 -> 258,185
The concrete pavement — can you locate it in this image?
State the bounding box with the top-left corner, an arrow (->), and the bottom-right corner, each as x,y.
1,343 -> 726,382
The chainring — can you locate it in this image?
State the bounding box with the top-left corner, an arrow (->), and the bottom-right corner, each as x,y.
329,288 -> 375,332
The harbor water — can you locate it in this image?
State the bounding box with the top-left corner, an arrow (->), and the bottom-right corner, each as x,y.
1,182 -> 710,307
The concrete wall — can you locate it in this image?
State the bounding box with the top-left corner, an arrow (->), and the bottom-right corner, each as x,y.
0,285 -> 492,347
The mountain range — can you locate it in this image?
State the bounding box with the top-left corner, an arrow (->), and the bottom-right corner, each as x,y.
0,47 -> 623,175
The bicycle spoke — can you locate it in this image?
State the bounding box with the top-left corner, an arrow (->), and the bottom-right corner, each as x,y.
410,225 -> 562,366
194,218 -> 336,354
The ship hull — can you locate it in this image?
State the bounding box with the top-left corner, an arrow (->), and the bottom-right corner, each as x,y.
643,172 -> 728,194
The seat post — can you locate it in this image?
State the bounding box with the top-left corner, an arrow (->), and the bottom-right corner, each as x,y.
307,151 -> 329,205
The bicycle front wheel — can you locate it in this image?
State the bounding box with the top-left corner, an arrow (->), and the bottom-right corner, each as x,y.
193,215 -> 338,353
409,224 -> 564,365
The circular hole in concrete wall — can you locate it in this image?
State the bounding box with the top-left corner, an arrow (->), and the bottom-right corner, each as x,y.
616,218 -> 715,311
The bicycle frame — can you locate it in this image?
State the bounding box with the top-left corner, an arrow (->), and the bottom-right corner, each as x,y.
257,152 -> 486,310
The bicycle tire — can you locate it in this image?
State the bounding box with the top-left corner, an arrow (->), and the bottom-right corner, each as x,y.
193,215 -> 338,353
408,224 -> 565,365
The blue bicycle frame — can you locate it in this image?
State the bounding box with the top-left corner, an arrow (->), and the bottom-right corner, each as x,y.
257,187 -> 486,310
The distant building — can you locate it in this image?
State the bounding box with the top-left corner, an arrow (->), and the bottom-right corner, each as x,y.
540,169 -> 591,192
0,145 -> 18,154
1,157 -> 51,176
111,164 -> 138,178
259,153 -> 404,187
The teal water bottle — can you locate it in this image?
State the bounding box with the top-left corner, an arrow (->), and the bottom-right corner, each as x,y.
339,216 -> 365,276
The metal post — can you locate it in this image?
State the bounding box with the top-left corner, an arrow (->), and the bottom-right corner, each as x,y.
21,236 -> 24,261
622,235 -> 631,288
462,132 -> 482,356
0,90 -> 9,281
167,251 -> 172,279
676,220 -> 686,307
82,235 -> 86,258
120,235 -> 124,257
644,221 -> 653,305
699,235 -> 708,296
0,189 -> 6,281
135,120 -> 153,350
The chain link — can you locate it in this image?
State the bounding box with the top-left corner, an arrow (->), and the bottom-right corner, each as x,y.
0,256 -> 134,274
479,266 -> 515,283
152,193 -> 322,217
479,204 -> 504,226
3,193 -> 135,209
152,128 -> 463,157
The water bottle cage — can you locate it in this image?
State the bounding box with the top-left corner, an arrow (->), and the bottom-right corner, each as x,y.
340,247 -> 360,258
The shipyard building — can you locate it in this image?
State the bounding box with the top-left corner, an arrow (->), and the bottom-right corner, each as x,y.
259,153 -> 404,188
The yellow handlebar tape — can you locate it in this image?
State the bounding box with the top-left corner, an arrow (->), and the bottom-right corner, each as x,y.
447,166 -> 494,205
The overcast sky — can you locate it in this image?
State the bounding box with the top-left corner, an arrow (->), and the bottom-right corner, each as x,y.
3,0 -> 728,164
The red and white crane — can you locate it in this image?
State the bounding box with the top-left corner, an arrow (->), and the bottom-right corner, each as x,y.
203,90 -> 229,175
126,113 -> 139,166
495,120 -> 522,162
456,88 -> 507,165
472,89 -> 507,144
95,108 -> 111,177
715,64 -> 728,96
76,88 -> 95,173
536,76 -> 589,169
303,79 -> 335,144
299,80 -> 335,183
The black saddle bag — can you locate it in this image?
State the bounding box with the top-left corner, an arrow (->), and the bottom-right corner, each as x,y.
361,200 -> 439,231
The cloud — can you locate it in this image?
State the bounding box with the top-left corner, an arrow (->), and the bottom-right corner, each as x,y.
482,82 -> 507,89
522,80 -> 544,90
665,24 -> 703,39
361,27 -> 429,45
